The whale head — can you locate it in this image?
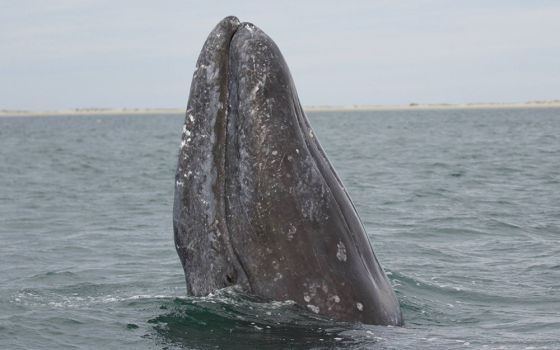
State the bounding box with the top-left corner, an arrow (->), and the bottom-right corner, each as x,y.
173,16 -> 403,326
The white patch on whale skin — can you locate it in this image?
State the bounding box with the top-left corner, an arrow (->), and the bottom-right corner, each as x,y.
336,241 -> 347,262
271,150 -> 278,156
307,304 -> 320,314
181,139 -> 191,150
333,295 -> 341,303
356,302 -> 364,311
287,224 -> 297,241
251,80 -> 264,96
303,293 -> 311,303
309,130 -> 314,138
188,113 -> 195,123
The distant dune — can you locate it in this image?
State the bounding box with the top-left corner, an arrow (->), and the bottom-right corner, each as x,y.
0,108 -> 183,117
2,100 -> 560,117
304,100 -> 560,112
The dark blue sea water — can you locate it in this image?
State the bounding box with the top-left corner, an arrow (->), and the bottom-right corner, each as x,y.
1,108 -> 559,349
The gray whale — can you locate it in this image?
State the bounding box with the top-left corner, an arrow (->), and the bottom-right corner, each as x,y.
173,16 -> 403,326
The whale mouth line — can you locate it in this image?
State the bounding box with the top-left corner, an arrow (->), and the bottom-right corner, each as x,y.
216,20 -> 250,290
197,18 -> 274,293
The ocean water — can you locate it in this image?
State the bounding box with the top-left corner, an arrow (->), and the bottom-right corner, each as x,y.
0,108 -> 559,349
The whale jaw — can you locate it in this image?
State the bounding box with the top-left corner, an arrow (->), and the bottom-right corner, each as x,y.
173,16 -> 403,326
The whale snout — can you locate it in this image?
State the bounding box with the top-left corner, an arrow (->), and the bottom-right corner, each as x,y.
174,16 -> 403,326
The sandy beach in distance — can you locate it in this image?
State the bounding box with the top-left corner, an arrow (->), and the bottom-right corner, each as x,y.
1,101 -> 560,117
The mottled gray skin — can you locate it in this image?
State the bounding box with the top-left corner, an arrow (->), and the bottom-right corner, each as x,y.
174,16 -> 403,326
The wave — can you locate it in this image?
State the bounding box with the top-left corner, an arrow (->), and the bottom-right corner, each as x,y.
145,290 -> 388,350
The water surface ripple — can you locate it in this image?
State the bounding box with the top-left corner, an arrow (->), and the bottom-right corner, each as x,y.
1,108 -> 559,349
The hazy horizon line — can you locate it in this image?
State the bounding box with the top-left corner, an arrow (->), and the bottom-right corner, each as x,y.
2,99 -> 560,116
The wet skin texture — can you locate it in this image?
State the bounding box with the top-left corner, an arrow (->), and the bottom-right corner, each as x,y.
173,16 -> 403,326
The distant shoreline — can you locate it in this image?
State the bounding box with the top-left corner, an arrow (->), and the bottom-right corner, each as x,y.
2,101 -> 560,117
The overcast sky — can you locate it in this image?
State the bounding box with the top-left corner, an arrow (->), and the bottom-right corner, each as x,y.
1,0 -> 559,111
